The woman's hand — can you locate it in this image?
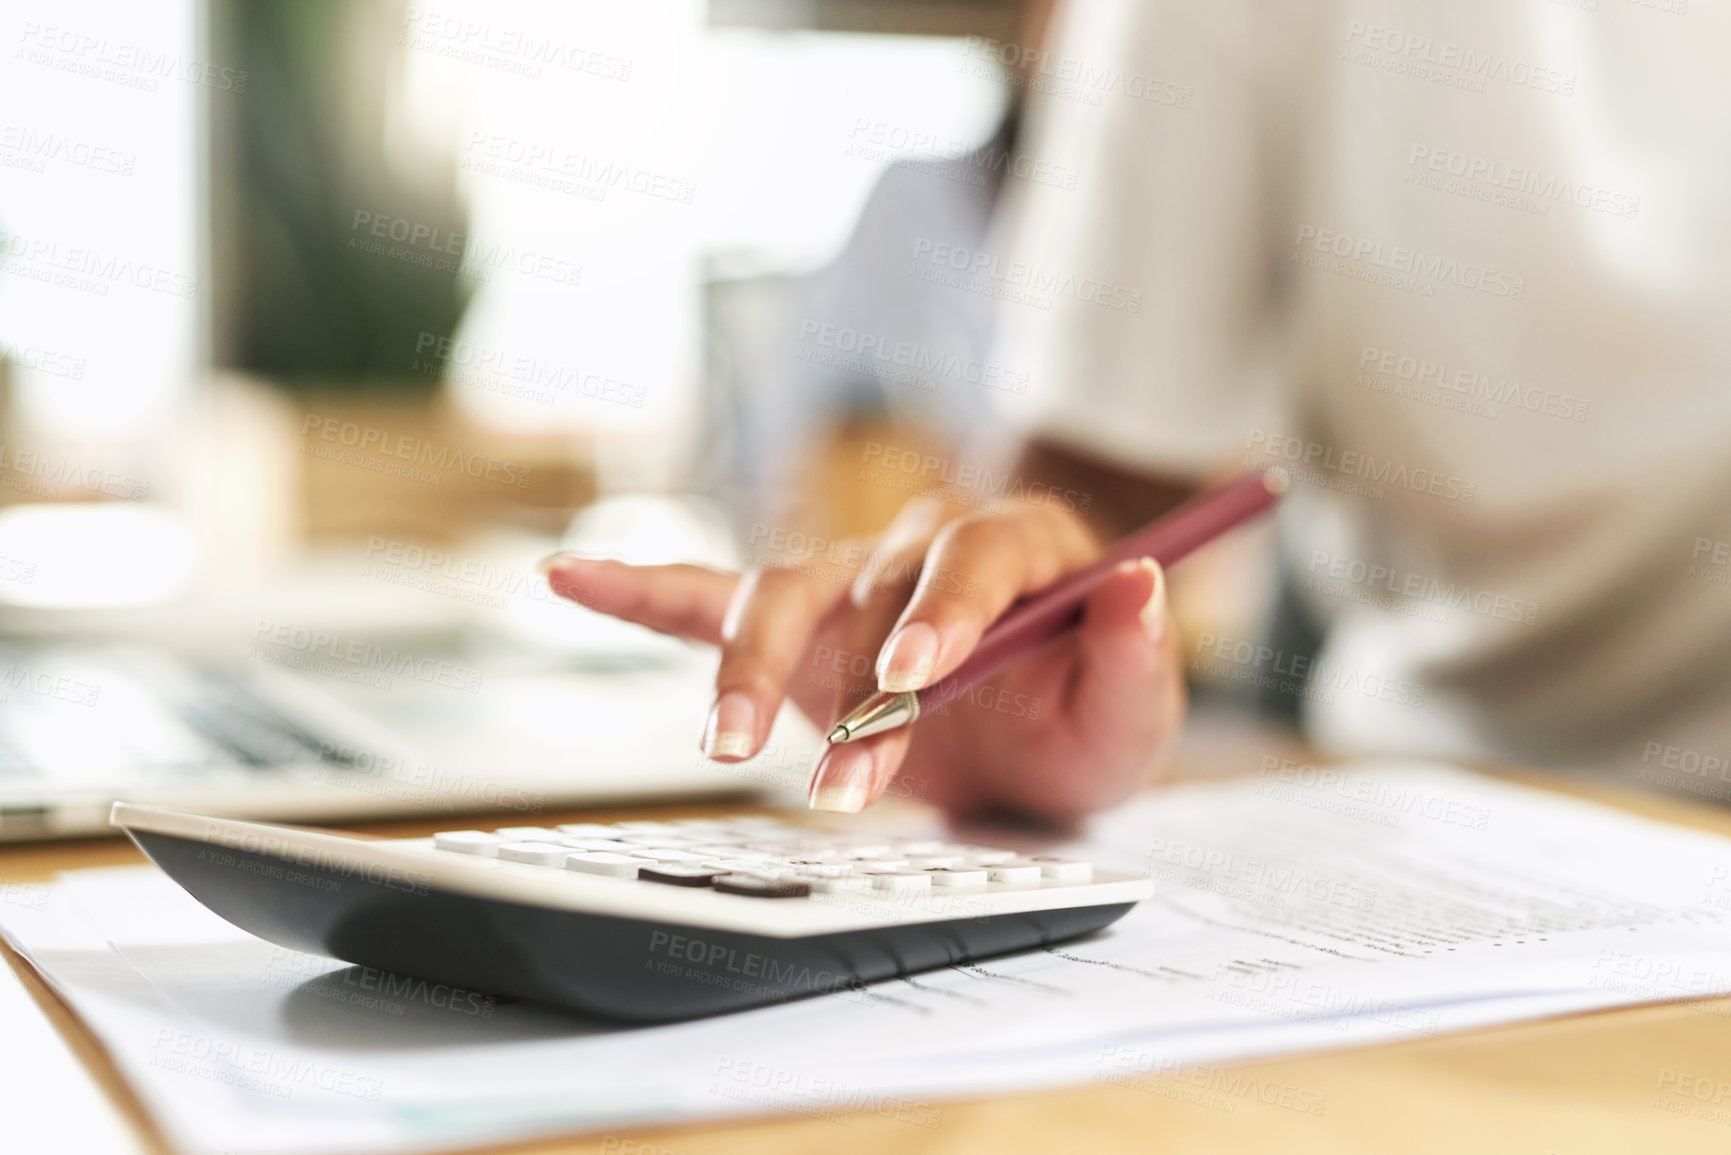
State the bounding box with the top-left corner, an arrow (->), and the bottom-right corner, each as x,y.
540,496 -> 1185,823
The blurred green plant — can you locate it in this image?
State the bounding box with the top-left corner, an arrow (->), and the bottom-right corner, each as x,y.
223,0 -> 470,390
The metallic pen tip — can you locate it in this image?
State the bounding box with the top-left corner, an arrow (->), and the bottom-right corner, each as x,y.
827,724 -> 850,744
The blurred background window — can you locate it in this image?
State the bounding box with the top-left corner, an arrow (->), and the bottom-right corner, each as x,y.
203,0 -> 1023,519
0,0 -> 1282,816
0,0 -> 1088,628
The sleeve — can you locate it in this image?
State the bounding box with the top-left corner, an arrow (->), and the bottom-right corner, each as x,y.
990,0 -> 1313,479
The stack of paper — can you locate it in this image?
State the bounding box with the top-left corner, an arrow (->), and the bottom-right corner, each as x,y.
6,763 -> 1731,1155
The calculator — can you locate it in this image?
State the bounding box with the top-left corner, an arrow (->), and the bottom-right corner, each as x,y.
111,803 -> 1151,1022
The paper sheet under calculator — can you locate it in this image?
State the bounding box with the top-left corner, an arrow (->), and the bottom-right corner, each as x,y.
6,762 -> 1731,1155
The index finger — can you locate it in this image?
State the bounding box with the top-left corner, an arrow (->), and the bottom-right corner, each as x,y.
540,555 -> 737,643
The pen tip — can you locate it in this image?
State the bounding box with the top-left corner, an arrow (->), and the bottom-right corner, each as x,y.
1263,467 -> 1290,495
827,724 -> 849,744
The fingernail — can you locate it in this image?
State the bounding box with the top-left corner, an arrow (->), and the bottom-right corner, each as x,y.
876,621 -> 940,693
1136,558 -> 1166,644
702,692 -> 757,760
808,744 -> 874,812
536,551 -> 588,578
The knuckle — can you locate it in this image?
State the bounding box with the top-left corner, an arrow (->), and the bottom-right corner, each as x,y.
1041,504 -> 1102,557
749,563 -> 805,591
712,663 -> 781,703
721,568 -> 766,632
848,571 -> 883,609
932,511 -> 1017,555
736,564 -> 819,610
850,548 -> 915,607
887,496 -> 948,537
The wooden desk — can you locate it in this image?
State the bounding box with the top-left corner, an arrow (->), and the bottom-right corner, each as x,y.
6,738 -> 1731,1155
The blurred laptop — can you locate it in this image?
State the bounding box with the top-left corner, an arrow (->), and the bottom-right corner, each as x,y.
0,498 -> 815,842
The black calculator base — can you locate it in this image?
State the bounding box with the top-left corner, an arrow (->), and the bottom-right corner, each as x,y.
133,831 -> 1135,1022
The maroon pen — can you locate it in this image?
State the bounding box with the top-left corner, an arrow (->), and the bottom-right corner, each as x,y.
825,468 -> 1287,744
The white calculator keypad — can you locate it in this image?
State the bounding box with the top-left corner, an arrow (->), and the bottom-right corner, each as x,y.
428,816 -> 1098,901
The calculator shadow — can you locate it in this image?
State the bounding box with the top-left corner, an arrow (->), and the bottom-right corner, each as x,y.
274,966 -> 641,1050
40,941 -> 640,1052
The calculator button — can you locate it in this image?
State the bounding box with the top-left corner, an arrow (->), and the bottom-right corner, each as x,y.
789,872 -> 870,895
841,845 -> 892,859
832,875 -> 879,894
713,874 -> 811,898
851,858 -> 908,872
560,838 -> 636,852
907,855 -> 966,869
553,823 -> 615,837
962,848 -> 1016,865
617,833 -> 701,847
925,867 -> 989,889
867,871 -> 932,895
786,852 -> 851,867
685,845 -> 769,860
493,827 -> 564,842
987,863 -> 1043,887
1030,858 -> 1093,884
497,841 -> 578,866
785,862 -> 854,878
899,840 -> 946,855
742,830 -> 805,843
433,831 -> 500,856
628,848 -> 706,863
698,858 -> 763,872
638,865 -> 722,887
565,852 -> 646,877
711,824 -> 780,839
